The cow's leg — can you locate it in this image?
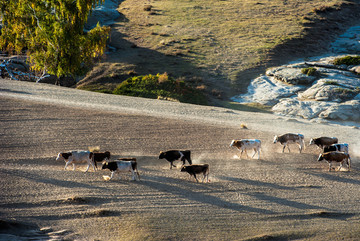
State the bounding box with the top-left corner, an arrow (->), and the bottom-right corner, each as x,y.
135,169 -> 141,181
85,163 -> 90,172
193,173 -> 199,183
239,149 -> 244,159
72,163 -> 76,171
170,161 -> 173,169
287,144 -> 291,153
110,171 -> 115,180
282,145 -> 286,153
252,148 -> 258,159
130,169 -> 136,181
328,162 -> 332,171
298,143 -> 303,153
245,149 -> 249,158
64,160 -> 71,170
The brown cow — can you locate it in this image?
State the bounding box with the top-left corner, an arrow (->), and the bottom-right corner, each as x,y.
181,164 -> 209,183
317,151 -> 351,171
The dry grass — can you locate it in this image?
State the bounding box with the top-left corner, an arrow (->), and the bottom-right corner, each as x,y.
81,0 -> 359,104
115,0 -> 348,77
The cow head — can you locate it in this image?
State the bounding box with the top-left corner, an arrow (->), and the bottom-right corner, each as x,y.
180,166 -> 188,172
317,154 -> 324,162
309,138 -> 315,145
273,135 -> 278,144
159,151 -> 165,159
230,140 -> 235,147
56,152 -> 72,162
102,161 -> 109,170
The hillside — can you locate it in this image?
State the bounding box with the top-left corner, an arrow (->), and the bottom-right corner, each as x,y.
77,0 -> 360,105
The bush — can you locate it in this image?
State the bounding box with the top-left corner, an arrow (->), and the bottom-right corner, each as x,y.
301,67 -> 317,76
333,56 -> 360,66
113,73 -> 208,105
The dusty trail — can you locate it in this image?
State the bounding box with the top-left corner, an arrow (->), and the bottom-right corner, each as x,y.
1,80 -> 360,240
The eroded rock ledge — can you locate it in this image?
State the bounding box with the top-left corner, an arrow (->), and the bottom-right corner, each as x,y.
232,26 -> 360,123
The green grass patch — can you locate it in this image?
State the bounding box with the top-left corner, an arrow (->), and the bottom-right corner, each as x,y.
333,55 -> 360,65
112,73 -> 208,105
301,67 -> 317,76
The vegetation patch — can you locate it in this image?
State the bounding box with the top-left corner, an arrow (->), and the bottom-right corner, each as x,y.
301,67 -> 317,76
324,80 -> 340,86
112,73 -> 208,105
333,55 -> 360,66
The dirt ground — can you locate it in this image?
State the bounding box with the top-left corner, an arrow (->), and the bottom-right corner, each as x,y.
0,89 -> 360,240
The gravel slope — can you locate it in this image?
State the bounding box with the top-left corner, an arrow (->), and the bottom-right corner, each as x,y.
1,79 -> 360,240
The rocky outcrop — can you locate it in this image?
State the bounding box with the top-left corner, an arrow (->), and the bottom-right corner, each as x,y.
85,0 -> 122,30
232,25 -> 360,123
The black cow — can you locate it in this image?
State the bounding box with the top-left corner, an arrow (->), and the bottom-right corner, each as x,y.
181,164 -> 209,183
159,150 -> 192,169
93,151 -> 111,168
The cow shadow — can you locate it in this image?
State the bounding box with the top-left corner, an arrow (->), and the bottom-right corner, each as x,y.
137,175 -> 275,214
218,175 -> 295,190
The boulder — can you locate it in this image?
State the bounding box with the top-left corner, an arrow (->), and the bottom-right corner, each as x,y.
318,100 -> 360,121
272,99 -> 335,119
266,66 -> 317,85
299,79 -> 359,102
85,0 -> 121,30
230,75 -> 305,106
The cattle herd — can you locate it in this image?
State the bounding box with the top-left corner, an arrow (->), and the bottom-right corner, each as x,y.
56,133 -> 352,183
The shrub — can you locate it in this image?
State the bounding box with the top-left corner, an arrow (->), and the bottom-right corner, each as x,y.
333,56 -> 360,66
301,67 -> 317,76
113,73 -> 207,105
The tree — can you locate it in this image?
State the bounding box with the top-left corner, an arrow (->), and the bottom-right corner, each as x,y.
0,0 -> 110,77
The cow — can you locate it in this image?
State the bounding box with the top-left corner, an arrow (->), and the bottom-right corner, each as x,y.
159,150 -> 192,169
230,139 -> 261,159
317,151 -> 351,171
181,164 -> 209,183
56,150 -> 96,172
323,143 -> 349,154
93,151 -> 111,168
102,160 -> 140,181
273,133 -> 305,153
309,137 -> 338,150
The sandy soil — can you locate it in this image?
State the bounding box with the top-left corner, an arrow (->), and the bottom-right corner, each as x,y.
1,80 -> 360,240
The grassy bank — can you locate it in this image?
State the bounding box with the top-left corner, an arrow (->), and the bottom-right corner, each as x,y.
77,0 -> 360,104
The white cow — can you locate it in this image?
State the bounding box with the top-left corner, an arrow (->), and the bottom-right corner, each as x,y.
56,150 -> 96,172
273,133 -> 305,153
230,139 -> 261,159
102,160 -> 140,181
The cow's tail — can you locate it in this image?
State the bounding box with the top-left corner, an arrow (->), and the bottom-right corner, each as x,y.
184,150 -> 192,165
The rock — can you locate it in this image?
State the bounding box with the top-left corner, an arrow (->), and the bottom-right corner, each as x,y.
230,75 -> 305,106
299,79 -> 358,102
84,0 -> 121,30
272,99 -> 335,119
350,65 -> 360,74
318,100 -> 360,121
266,66 -> 317,85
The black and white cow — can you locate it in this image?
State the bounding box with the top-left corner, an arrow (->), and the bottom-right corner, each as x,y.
323,143 -> 349,154
102,160 -> 140,181
181,164 -> 209,183
273,133 -> 305,153
230,139 -> 261,159
159,150 -> 192,169
93,151 -> 111,168
309,137 -> 338,150
317,151 -> 351,171
56,150 -> 96,172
